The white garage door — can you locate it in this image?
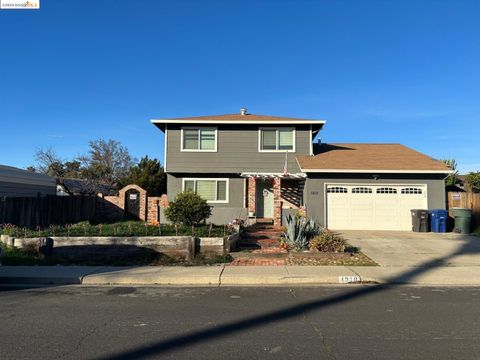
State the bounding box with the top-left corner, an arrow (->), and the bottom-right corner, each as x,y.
326,184 -> 428,231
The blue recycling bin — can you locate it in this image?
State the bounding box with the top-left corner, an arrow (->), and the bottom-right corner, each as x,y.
430,209 -> 448,233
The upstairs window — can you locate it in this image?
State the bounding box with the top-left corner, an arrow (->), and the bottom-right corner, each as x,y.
183,178 -> 228,203
259,128 -> 295,152
182,128 -> 217,151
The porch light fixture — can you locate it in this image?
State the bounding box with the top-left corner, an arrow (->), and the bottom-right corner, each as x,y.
372,174 -> 380,180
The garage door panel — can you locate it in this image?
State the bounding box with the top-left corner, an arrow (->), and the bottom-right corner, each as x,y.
327,196 -> 349,229
398,192 -> 427,229
350,197 -> 374,229
326,184 -> 427,231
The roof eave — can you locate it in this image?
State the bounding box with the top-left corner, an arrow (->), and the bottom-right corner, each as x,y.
150,119 -> 326,125
299,168 -> 454,174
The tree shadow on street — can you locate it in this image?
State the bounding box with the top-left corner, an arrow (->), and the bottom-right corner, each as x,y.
94,234 -> 480,360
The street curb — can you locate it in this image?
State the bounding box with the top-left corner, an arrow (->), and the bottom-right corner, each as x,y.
3,265 -> 480,286
0,276 -> 82,285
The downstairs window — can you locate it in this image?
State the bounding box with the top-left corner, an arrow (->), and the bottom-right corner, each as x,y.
183,179 -> 228,203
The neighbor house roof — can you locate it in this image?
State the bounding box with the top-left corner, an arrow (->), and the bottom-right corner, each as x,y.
151,111 -> 326,128
57,178 -> 115,196
296,143 -> 452,174
0,164 -> 55,187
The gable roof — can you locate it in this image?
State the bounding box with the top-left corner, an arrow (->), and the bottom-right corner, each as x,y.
151,112 -> 326,128
296,143 -> 452,174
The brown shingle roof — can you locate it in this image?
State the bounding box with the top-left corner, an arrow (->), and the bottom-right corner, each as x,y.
297,143 -> 451,173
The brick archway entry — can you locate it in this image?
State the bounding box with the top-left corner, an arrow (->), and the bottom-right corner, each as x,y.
118,184 -> 148,221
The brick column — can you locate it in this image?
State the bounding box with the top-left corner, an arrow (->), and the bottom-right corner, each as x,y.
147,197 -> 160,225
247,177 -> 256,215
273,177 -> 282,227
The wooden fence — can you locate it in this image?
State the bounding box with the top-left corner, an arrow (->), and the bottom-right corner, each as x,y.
0,195 -> 97,228
447,192 -> 480,230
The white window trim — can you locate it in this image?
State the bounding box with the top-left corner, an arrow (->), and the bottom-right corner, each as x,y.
182,178 -> 229,204
258,127 -> 296,153
180,127 -> 218,152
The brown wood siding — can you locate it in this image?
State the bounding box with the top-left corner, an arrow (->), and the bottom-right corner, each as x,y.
165,124 -> 311,173
447,192 -> 480,230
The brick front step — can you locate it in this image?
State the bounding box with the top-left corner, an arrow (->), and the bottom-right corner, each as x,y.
257,239 -> 281,247
237,226 -> 284,253
238,238 -> 281,249
243,232 -> 283,238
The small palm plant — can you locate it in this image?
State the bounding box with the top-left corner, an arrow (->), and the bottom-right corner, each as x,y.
282,214 -> 322,250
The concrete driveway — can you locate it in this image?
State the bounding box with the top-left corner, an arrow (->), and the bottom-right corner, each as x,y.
340,230 -> 480,267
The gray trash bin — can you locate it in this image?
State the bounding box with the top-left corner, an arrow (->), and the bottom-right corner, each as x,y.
411,209 -> 430,232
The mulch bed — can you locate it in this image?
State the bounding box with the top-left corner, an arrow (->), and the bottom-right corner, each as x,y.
286,252 -> 377,266
229,251 -> 377,266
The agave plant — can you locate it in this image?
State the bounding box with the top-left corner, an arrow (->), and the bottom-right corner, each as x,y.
282,214 -> 322,250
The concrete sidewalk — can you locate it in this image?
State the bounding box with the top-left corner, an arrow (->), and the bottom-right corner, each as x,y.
1,264 -> 480,286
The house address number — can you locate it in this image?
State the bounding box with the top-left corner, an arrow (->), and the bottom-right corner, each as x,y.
339,275 -> 361,284
310,191 -> 319,195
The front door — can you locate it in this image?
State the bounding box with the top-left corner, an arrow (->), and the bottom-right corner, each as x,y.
256,179 -> 274,218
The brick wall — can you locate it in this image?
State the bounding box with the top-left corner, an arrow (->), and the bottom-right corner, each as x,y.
95,185 -> 169,225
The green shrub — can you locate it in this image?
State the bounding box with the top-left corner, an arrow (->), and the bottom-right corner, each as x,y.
164,190 -> 212,226
282,214 -> 322,250
309,230 -> 347,253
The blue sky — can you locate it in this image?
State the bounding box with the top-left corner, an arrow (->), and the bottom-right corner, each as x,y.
0,0 -> 479,173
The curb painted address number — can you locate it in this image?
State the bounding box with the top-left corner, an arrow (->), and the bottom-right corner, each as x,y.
339,275 -> 361,283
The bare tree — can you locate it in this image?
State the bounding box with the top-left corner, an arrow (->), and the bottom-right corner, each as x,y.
35,147 -> 65,177
79,139 -> 134,187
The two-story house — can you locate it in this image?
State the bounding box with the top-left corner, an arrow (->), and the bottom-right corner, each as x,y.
152,109 -> 451,231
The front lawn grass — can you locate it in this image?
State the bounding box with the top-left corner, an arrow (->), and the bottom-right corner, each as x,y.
1,220 -> 231,238
0,244 -> 59,265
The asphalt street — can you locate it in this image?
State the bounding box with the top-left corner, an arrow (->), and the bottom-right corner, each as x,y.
0,285 -> 479,360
